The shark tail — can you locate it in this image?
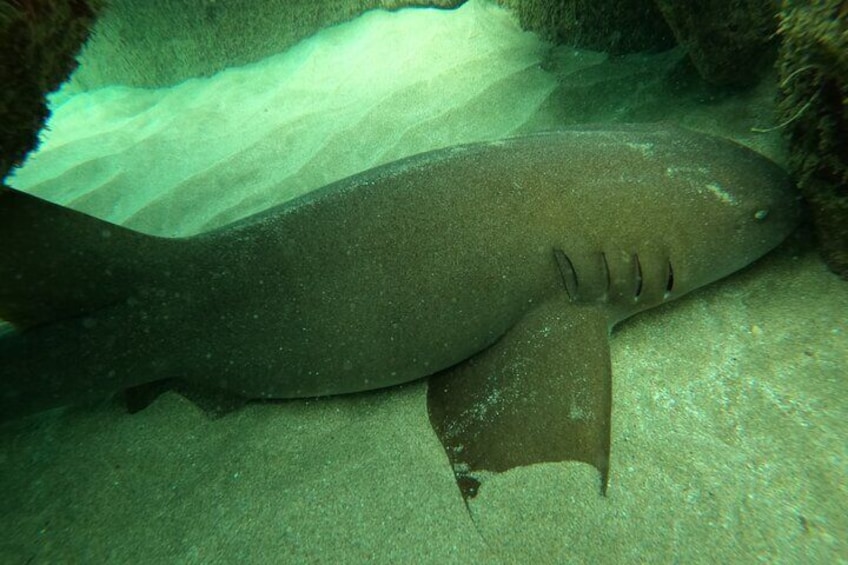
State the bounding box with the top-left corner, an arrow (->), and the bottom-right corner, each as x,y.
0,186 -> 172,330
0,186 -> 196,419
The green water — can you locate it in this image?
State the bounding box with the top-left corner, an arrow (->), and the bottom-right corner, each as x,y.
2,1 -> 846,562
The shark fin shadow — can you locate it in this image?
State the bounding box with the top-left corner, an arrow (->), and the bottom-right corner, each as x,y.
123,379 -> 247,419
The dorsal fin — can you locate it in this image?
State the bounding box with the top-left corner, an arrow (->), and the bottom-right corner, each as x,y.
0,186 -> 168,329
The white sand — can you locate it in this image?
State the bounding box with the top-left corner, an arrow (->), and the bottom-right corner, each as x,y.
2,1 -> 846,562
11,0 -> 558,236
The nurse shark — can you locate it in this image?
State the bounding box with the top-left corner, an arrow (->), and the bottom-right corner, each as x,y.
0,125 -> 799,499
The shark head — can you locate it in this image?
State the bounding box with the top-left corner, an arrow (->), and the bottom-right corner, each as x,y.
652,135 -> 801,302
427,128 -> 802,503
549,128 -> 802,321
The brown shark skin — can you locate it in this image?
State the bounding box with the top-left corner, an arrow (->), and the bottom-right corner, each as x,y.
0,126 -> 798,422
427,298 -> 614,499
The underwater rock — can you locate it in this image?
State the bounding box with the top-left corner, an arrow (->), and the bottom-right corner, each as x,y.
68,0 -> 463,91
0,0 -> 104,181
777,1 -> 848,279
495,0 -> 674,54
653,0 -> 778,87
496,0 -> 777,86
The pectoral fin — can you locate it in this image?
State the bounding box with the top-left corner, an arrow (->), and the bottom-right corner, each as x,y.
427,297 -> 612,500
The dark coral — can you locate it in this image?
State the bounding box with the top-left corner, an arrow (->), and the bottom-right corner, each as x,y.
654,0 -> 778,87
498,0 -> 779,87
0,0 -> 104,181
777,0 -> 848,278
496,0 -> 675,54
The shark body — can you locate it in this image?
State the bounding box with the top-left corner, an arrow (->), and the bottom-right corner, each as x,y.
0,125 -> 799,497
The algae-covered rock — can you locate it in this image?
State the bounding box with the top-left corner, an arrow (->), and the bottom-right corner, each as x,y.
0,0 -> 103,181
654,0 -> 778,87
777,1 -> 848,279
495,0 -> 674,54
497,0 -> 778,86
